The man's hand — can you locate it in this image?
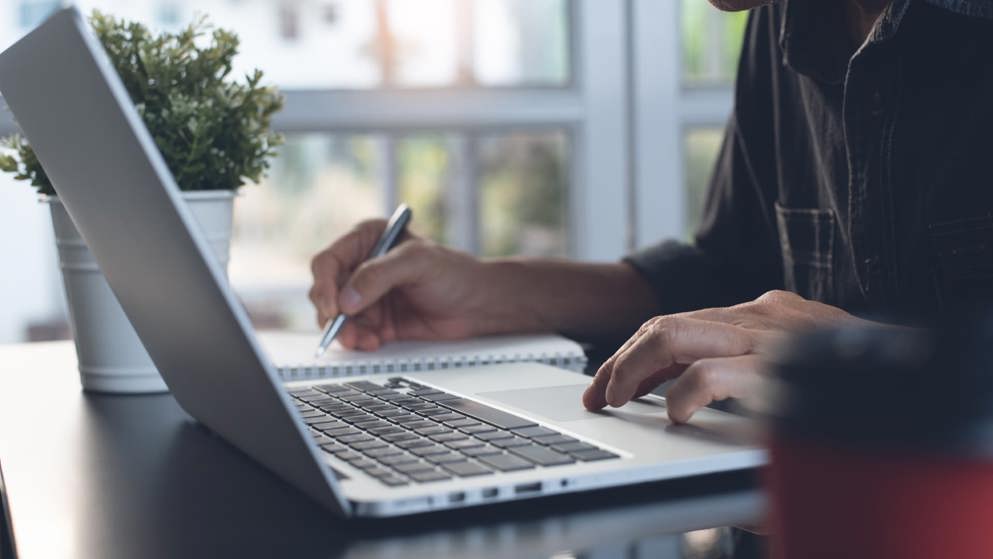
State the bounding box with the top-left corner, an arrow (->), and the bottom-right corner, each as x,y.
309,219 -> 493,351
310,219 -> 664,351
582,290 -> 863,423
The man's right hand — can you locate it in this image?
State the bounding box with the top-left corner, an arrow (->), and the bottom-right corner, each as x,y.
309,219 -> 493,351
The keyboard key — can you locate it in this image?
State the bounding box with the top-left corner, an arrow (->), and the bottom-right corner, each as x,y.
375,409 -> 407,418
338,434 -> 374,444
571,449 -> 619,462
409,470 -> 452,483
510,445 -> 574,466
364,446 -> 403,458
429,432 -> 468,443
350,440 -> 388,451
319,442 -> 346,453
335,451 -> 362,462
459,424 -> 496,434
362,467 -> 395,478
350,459 -> 380,470
382,432 -> 419,443
316,383 -> 353,394
418,392 -> 461,403
445,438 -> 484,450
428,412 -> 465,423
552,442 -> 599,454
531,434 -> 578,446
414,426 -> 449,436
304,416 -> 334,425
324,427 -> 360,437
345,381 -> 383,392
379,453 -> 419,466
393,461 -> 435,474
299,410 -> 325,418
478,453 -> 535,472
402,402 -> 434,412
444,418 -> 480,428
417,408 -> 450,417
425,452 -> 468,464
390,414 -> 423,424
367,426 -> 405,436
491,437 -> 531,449
410,444 -> 451,457
512,426 -> 558,439
475,430 -> 513,442
440,399 -> 538,430
312,434 -> 334,446
405,421 -> 437,431
396,438 -> 433,450
378,475 -> 409,487
442,461 -> 493,478
408,389 -> 443,397
461,445 -> 502,457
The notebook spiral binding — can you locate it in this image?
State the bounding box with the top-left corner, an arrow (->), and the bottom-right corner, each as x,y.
277,350 -> 585,381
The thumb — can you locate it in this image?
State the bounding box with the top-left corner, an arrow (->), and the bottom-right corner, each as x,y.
338,242 -> 430,315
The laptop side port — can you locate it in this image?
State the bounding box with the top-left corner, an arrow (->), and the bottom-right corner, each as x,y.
448,491 -> 466,504
481,488 -> 499,499
514,482 -> 542,495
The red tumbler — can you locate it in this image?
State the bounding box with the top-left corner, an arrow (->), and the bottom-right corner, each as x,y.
763,324 -> 993,559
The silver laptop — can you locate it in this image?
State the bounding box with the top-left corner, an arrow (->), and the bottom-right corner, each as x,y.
0,7 -> 763,517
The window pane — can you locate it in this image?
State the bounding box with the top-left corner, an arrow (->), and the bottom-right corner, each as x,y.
478,131 -> 569,257
1,0 -> 571,89
683,127 -> 724,239
230,133 -> 384,329
681,0 -> 747,86
397,134 -> 451,244
473,0 -> 570,86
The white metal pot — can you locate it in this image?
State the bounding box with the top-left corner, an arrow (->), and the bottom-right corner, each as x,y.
47,190 -> 234,393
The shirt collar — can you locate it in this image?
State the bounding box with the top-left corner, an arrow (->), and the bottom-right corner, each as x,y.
778,0 -> 989,85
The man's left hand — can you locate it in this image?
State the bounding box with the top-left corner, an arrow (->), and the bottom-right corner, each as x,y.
581,290 -> 864,423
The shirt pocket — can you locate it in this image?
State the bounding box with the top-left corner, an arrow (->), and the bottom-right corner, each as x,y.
775,202 -> 835,301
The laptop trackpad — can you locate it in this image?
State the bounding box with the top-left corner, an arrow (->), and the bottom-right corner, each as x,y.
477,384 -> 665,423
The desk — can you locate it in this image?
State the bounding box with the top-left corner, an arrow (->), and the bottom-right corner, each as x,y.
0,341 -> 766,559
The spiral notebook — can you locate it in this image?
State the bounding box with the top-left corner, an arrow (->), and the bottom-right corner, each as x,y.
259,331 -> 588,381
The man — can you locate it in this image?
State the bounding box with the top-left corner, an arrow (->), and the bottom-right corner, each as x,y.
309,0 -> 993,423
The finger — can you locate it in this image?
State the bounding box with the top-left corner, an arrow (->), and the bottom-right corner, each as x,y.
339,242 -> 431,316
605,317 -> 757,407
582,318 -> 663,410
665,354 -> 764,424
309,219 -> 389,317
631,364 -> 687,400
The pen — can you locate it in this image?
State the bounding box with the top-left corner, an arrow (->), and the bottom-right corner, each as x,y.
314,204 -> 413,357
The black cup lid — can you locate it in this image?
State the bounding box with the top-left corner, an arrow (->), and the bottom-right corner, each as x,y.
766,317 -> 993,456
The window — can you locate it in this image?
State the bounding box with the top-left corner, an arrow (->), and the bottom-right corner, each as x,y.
0,0 -> 745,341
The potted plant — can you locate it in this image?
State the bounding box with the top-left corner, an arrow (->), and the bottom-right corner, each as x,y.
0,11 -> 283,393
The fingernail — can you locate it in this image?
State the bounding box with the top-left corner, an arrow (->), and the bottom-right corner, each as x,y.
339,287 -> 362,314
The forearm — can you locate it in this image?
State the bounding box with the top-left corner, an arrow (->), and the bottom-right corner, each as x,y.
472,259 -> 660,344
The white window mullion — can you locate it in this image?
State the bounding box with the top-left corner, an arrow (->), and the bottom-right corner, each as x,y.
445,132 -> 479,254
631,0 -> 684,249
574,0 -> 629,262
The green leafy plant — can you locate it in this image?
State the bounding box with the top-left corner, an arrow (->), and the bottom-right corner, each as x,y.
0,11 -> 284,196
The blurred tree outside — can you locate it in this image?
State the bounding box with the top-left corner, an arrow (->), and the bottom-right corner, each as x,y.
681,0 -> 748,85
479,131 -> 568,257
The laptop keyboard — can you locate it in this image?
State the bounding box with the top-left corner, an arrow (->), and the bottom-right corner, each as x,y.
288,377 -> 619,487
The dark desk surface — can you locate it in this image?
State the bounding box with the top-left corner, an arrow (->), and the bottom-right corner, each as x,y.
0,341 -> 766,559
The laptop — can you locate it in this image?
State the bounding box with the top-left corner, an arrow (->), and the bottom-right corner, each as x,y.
0,7 -> 764,517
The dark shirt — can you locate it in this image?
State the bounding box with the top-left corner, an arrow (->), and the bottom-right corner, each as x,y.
627,0 -> 993,322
